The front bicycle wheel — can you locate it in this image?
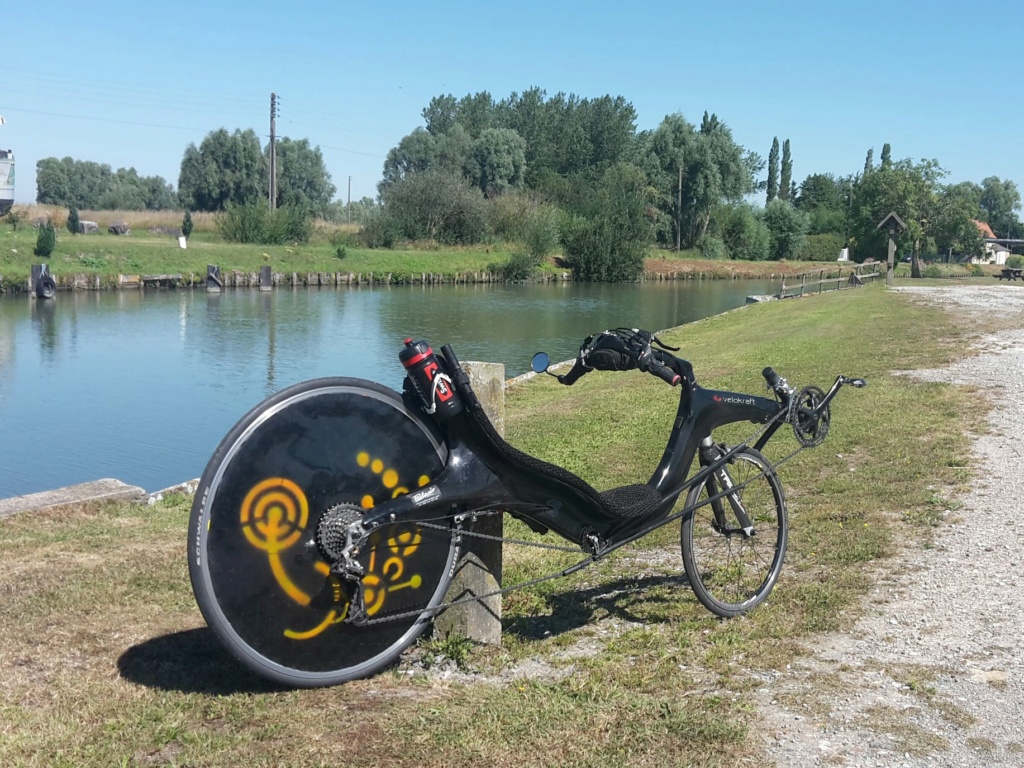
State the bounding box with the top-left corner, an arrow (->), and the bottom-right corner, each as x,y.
188,378 -> 458,687
680,446 -> 787,618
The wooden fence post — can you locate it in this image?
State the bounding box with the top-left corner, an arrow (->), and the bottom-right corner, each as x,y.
433,361 -> 504,645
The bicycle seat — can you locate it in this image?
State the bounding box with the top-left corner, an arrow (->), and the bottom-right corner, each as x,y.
449,367 -> 662,522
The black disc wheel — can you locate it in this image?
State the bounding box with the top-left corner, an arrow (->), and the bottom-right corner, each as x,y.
680,447 -> 788,618
188,378 -> 458,687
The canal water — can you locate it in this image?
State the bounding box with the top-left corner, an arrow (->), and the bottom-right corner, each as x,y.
0,279 -> 773,499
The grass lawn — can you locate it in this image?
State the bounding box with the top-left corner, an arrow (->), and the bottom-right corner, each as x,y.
0,280 -> 1002,767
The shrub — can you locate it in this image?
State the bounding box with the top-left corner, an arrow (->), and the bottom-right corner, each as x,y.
763,200 -> 809,261
711,203 -> 770,261
380,171 -> 488,245
361,210 -> 403,248
34,221 -> 56,257
561,214 -> 647,282
969,263 -> 985,277
500,250 -> 541,281
697,235 -> 729,260
559,163 -> 652,282
182,210 -> 194,240
216,204 -> 312,245
67,206 -> 80,235
795,233 -> 846,262
4,207 -> 22,231
522,204 -> 561,260
488,192 -> 536,241
923,265 -> 942,278
1006,254 -> 1024,269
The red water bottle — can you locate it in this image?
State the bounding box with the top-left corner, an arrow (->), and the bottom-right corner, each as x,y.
399,338 -> 464,421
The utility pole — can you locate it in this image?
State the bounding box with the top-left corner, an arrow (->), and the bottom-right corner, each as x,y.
675,163 -> 683,252
347,175 -> 352,223
269,93 -> 278,211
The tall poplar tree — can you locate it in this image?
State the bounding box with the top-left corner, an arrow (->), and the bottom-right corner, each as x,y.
863,148 -> 874,176
880,143 -> 892,170
779,139 -> 792,201
766,137 -> 779,204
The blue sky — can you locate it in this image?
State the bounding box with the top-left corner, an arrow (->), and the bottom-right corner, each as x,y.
3,0 -> 1022,206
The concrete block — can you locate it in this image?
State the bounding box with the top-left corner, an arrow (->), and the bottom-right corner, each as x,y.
0,478 -> 146,518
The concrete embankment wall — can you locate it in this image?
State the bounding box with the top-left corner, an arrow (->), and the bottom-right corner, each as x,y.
0,267 -> 811,295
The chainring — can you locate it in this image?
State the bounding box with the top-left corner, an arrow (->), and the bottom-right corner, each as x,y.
790,385 -> 830,448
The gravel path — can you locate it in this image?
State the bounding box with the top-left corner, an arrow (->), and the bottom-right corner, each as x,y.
759,285 -> 1024,768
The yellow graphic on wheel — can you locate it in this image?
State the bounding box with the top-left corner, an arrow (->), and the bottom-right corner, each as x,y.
240,456 -> 431,641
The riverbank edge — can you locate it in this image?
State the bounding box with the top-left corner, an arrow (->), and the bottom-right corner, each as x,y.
0,263 -> 875,295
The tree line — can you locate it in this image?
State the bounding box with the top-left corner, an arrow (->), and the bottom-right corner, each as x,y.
31,85 -> 1022,282
34,129 -> 357,222
370,88 -> 1021,280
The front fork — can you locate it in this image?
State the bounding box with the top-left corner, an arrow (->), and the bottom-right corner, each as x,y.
698,436 -> 755,537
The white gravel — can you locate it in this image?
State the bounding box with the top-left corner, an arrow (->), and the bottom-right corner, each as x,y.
758,285 -> 1024,768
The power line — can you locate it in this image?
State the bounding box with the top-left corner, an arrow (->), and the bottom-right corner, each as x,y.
0,105 -> 205,133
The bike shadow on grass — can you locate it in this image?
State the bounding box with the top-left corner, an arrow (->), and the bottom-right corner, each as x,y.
117,628 -> 286,695
117,574 -> 692,693
499,573 -> 693,642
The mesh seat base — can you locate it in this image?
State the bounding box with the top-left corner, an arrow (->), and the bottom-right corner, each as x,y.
598,484 -> 662,519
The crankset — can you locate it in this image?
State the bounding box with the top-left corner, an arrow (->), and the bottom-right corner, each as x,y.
789,385 -> 830,448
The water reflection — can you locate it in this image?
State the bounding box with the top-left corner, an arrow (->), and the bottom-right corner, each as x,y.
0,279 -> 774,498
30,299 -> 59,360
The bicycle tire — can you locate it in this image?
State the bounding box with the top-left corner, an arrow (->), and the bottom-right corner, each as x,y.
188,377 -> 458,687
680,446 -> 788,618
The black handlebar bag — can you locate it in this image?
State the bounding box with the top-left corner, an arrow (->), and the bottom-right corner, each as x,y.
584,332 -> 639,372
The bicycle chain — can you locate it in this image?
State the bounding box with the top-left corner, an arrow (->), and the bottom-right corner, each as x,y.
357,513 -> 591,626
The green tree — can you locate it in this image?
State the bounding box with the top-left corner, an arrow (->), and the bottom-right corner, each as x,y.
380,127 -> 438,193
36,157 -> 174,209
178,128 -> 264,212
422,94 -> 459,135
35,158 -> 71,205
979,176 -> 1022,239
182,210 -> 194,239
269,137 -> 336,217
880,143 -> 892,170
635,112 -> 755,249
848,157 -> 974,277
466,128 -> 526,197
796,173 -> 844,211
931,183 -> 984,260
763,200 -> 809,261
34,221 -> 56,257
796,173 -> 849,235
778,139 -> 792,202
766,137 -> 779,203
66,205 -> 79,235
863,148 -> 874,176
